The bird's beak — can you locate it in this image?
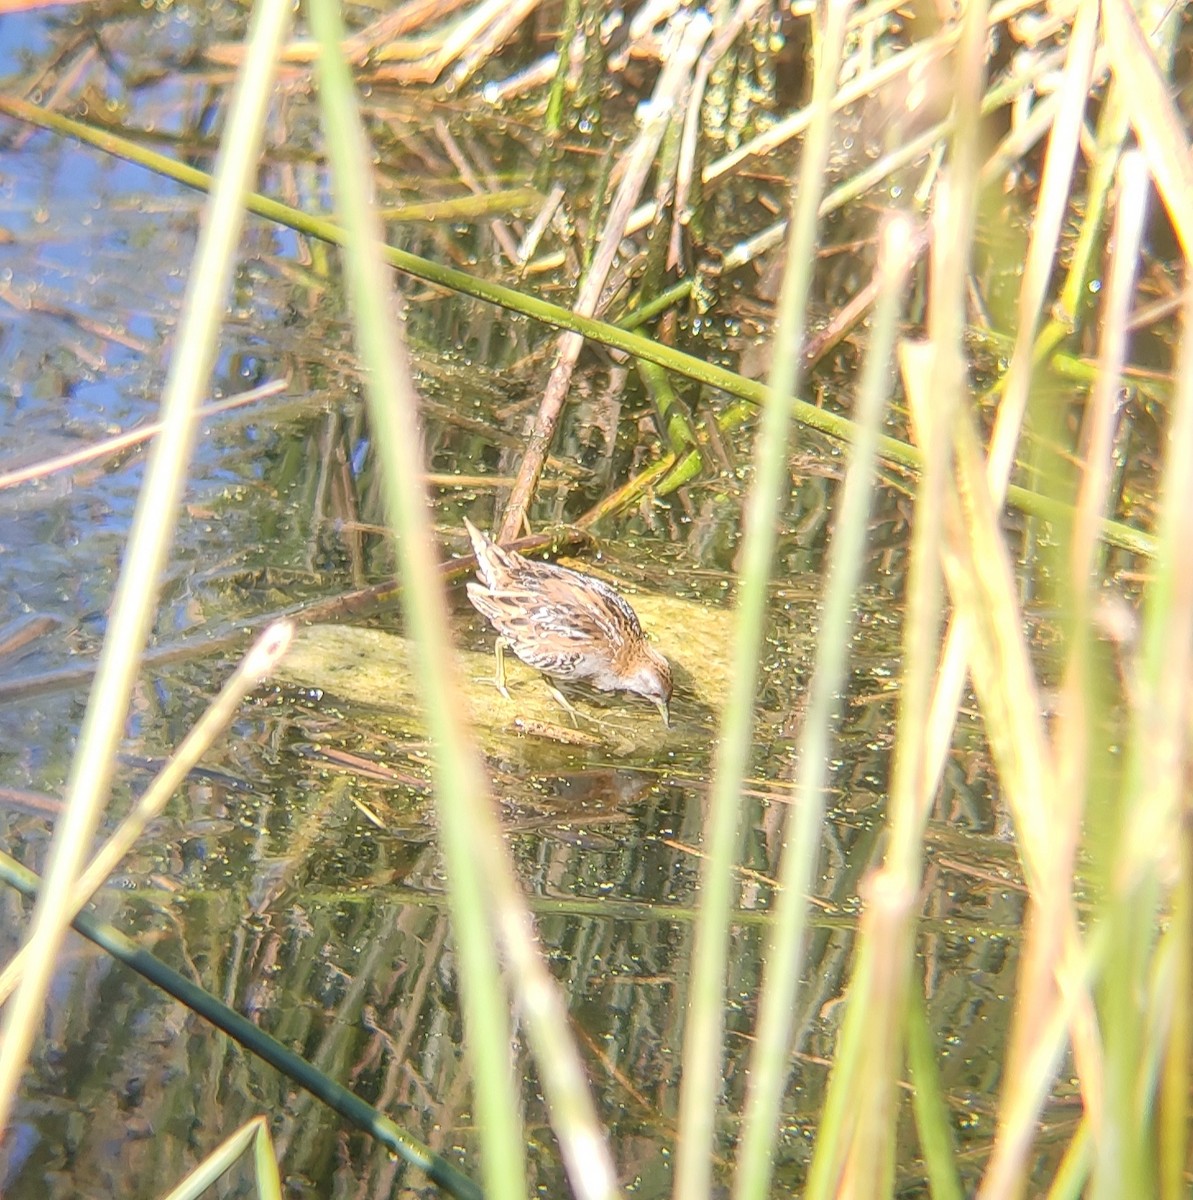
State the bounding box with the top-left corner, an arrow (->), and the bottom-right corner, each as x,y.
655,698 -> 671,728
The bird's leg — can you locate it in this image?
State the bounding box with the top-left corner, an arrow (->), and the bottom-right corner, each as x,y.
543,679 -> 580,727
493,638 -> 513,700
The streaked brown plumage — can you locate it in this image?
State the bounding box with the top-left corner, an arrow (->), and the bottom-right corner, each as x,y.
463,518 -> 672,726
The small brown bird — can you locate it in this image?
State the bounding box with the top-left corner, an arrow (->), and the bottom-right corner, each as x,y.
463,518 -> 673,726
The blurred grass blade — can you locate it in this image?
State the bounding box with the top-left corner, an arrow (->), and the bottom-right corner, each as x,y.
307,2 -> 526,1195
158,1116 -> 282,1200
307,6 -> 625,1199
673,4 -> 850,1197
907,987 -> 964,1200
1158,832 -> 1190,1200
1095,246 -> 1193,1200
985,0 -> 1097,498
1100,0 -> 1193,259
0,623 -> 294,1006
922,0 -> 1101,831
802,9 -> 990,1193
0,0 -> 293,1138
734,216 -> 914,1200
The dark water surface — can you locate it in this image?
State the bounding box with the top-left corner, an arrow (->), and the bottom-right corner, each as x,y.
0,6 -> 1077,1197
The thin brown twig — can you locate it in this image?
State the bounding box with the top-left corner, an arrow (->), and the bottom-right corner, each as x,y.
497,11 -> 712,542
0,378 -> 289,490
0,278 -> 150,353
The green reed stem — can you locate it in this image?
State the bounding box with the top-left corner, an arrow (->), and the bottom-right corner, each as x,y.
0,97 -> 1157,561
543,0 -> 581,135
0,850 -> 482,1200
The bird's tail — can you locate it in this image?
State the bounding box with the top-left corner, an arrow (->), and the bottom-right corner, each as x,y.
463,517 -> 518,588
